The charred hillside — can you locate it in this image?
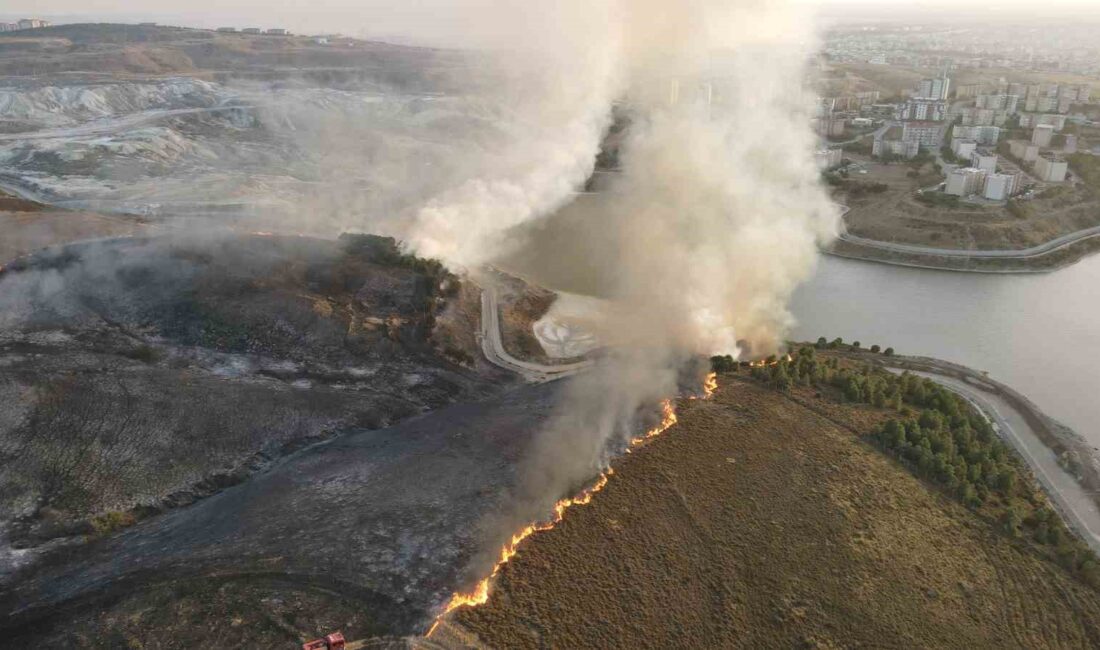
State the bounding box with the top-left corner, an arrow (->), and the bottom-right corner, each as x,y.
0,233 -> 505,560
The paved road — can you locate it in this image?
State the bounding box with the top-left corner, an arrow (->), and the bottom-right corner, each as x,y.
477,274 -> 592,383
890,367 -> 1100,554
835,224 -> 1100,260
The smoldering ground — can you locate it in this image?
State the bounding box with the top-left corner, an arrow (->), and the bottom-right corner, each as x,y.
0,0 -> 838,639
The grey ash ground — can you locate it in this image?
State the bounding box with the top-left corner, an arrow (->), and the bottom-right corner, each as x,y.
0,232 -> 549,646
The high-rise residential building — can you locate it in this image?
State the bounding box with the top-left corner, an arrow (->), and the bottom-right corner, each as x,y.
1009,140 -> 1040,163
814,148 -> 843,169
902,121 -> 944,149
952,139 -> 977,159
976,94 -> 1019,113
1032,124 -> 1055,147
896,99 -> 947,122
1065,135 -> 1079,154
984,173 -> 1021,201
917,75 -> 951,100
945,168 -> 987,196
952,125 -> 1000,145
1018,113 -> 1068,131
873,126 -> 919,159
1035,154 -> 1068,182
970,152 -> 998,174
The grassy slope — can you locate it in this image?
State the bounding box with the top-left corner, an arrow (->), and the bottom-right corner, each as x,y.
454,377 -> 1100,649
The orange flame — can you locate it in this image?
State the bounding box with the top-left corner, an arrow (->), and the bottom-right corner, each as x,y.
702,371 -> 718,399
427,374 -> 719,636
746,353 -> 792,368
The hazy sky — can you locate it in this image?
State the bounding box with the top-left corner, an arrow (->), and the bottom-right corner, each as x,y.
4,0 -> 1099,43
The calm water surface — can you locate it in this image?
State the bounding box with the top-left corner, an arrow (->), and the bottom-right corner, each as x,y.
791,255 -> 1100,446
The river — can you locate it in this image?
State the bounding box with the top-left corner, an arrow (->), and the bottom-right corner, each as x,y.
791,254 -> 1100,448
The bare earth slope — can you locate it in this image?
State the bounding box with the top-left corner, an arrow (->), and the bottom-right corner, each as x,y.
455,377 -> 1100,649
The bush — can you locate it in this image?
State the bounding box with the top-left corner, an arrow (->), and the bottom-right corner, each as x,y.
884,347 -> 895,356
90,510 -> 136,536
710,355 -> 737,373
870,344 -> 881,353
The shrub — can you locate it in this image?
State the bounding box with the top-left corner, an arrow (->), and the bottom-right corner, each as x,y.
90,510 -> 136,536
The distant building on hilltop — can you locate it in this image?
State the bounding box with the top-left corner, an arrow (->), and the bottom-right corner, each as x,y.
16,18 -> 50,29
266,28 -> 288,35
242,27 -> 261,34
216,27 -> 237,32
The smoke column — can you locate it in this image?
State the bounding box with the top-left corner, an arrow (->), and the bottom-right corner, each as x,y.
420,0 -> 840,605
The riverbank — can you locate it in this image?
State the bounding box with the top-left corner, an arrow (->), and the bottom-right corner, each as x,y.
826,229 -> 1100,273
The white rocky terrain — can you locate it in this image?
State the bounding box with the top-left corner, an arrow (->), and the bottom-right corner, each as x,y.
0,76 -> 524,229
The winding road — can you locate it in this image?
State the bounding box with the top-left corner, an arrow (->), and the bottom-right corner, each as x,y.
885,364 -> 1100,555
835,226 -> 1100,261
477,275 -> 593,383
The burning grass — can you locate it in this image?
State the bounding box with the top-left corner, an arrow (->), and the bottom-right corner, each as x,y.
450,375 -> 1100,648
429,375 -> 716,637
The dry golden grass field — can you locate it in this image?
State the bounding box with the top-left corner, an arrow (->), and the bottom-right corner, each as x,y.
453,376 -> 1100,649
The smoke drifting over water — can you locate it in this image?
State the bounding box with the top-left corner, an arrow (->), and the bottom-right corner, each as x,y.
415,0 -> 839,610
403,0 -> 837,356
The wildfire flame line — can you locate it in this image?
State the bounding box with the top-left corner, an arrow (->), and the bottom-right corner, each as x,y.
745,353 -> 793,368
427,372 -> 718,637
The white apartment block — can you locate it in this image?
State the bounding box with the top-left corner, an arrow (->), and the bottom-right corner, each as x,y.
1019,113 -> 1068,131
952,139 -> 977,159
1034,155 -> 1068,183
1032,125 -> 1055,147
897,99 -> 947,122
970,152 -> 998,174
815,148 -> 843,169
984,173 -> 1021,201
1009,140 -> 1040,163
975,94 -> 1019,113
902,121 -> 944,148
873,138 -> 919,159
917,76 -> 950,101
945,168 -> 987,197
952,125 -> 1000,146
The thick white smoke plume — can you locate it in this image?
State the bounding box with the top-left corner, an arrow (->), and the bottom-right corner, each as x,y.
405,0 -> 837,356
432,0 -> 840,602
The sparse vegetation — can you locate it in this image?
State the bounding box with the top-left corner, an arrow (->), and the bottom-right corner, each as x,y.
732,344 -> 1100,590
90,510 -> 137,536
